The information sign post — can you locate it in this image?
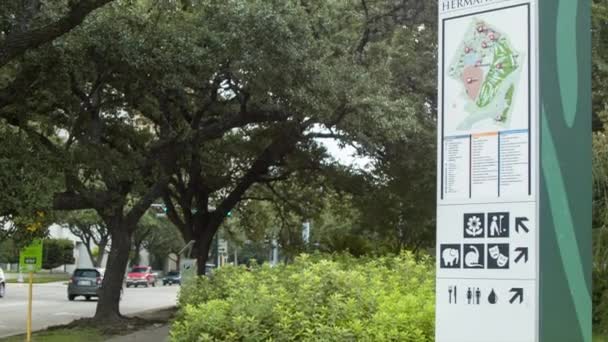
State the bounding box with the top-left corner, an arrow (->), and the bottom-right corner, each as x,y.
435,1 -> 591,341
19,239 -> 43,342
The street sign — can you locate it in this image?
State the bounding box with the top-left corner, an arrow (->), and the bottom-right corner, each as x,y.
218,239 -> 228,254
436,1 -> 591,341
19,239 -> 43,273
19,239 -> 43,342
179,258 -> 197,284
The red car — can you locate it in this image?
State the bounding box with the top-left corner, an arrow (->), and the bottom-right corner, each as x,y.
126,266 -> 157,288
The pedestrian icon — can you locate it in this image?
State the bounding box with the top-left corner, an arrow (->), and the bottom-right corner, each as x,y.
487,212 -> 509,238
488,289 -> 498,304
464,213 -> 485,238
464,244 -> 485,269
487,244 -> 510,269
440,244 -> 461,269
467,287 -> 481,305
449,286 -> 458,304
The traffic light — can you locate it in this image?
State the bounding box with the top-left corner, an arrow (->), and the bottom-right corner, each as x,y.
150,203 -> 167,217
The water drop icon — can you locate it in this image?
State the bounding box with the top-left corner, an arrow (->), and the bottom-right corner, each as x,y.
488,289 -> 498,304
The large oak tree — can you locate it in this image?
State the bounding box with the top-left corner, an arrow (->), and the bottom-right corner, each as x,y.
0,0 -> 437,322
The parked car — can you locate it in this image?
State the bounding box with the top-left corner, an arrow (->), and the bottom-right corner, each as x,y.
0,267 -> 5,298
126,266 -> 156,288
205,263 -> 216,276
162,271 -> 181,286
68,268 -> 104,301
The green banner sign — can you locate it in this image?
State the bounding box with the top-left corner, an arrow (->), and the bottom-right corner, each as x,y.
19,239 -> 43,273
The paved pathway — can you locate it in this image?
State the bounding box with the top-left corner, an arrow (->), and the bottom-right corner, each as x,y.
105,324 -> 170,342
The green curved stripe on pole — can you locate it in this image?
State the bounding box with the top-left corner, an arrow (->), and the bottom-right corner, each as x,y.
541,113 -> 591,342
556,0 -> 579,128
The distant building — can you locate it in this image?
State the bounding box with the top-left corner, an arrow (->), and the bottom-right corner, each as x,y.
47,224 -> 150,273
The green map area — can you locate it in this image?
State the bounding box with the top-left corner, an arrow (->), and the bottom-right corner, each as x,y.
448,19 -> 521,130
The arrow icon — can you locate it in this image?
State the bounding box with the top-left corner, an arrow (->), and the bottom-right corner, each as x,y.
515,217 -> 530,234
509,288 -> 524,304
514,247 -> 529,264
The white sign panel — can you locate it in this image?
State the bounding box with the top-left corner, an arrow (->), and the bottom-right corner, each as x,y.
436,1 -> 538,341
180,258 -> 197,284
218,239 -> 228,254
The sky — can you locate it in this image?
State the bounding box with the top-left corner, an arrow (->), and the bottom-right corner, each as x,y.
320,138 -> 372,171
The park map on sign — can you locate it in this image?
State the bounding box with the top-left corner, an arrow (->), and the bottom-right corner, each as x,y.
448,19 -> 521,130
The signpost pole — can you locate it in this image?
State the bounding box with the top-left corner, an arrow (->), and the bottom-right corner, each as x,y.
26,272 -> 33,342
19,239 -> 43,342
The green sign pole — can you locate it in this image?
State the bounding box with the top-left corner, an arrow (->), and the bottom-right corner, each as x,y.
19,239 -> 43,342
539,1 -> 592,341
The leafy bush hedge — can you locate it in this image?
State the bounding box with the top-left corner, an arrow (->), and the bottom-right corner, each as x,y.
594,269 -> 608,334
171,253 -> 435,341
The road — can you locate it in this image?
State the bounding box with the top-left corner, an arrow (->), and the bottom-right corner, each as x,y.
0,281 -> 179,339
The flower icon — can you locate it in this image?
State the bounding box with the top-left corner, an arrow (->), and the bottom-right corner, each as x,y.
466,215 -> 483,237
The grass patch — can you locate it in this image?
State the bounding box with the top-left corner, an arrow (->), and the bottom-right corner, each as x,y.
0,328 -> 102,342
595,334 -> 608,342
6,275 -> 70,284
0,307 -> 176,342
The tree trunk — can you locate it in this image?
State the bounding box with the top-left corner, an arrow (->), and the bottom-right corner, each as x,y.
195,228 -> 216,276
131,241 -> 142,265
94,220 -> 132,322
83,241 -> 98,268
95,239 -> 108,268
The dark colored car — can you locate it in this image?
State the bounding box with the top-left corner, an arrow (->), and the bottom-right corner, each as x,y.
0,268 -> 5,298
162,271 -> 181,286
205,264 -> 216,276
68,268 -> 103,301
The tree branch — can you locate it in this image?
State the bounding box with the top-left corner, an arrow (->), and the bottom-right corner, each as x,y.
194,108 -> 294,143
264,183 -> 306,216
0,0 -> 115,67
125,176 -> 171,228
305,132 -> 349,140
0,64 -> 43,112
53,192 -> 96,211
209,123 -> 305,226
162,190 -> 189,237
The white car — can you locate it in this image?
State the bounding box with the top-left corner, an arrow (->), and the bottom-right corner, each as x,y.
0,268 -> 5,298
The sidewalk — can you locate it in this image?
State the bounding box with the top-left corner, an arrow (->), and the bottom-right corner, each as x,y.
104,324 -> 170,342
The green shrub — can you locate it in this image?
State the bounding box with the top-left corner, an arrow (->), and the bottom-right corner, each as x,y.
171,252 -> 435,342
594,268 -> 608,334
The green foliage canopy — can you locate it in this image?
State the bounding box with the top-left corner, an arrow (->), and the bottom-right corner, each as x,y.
42,238 -> 75,270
